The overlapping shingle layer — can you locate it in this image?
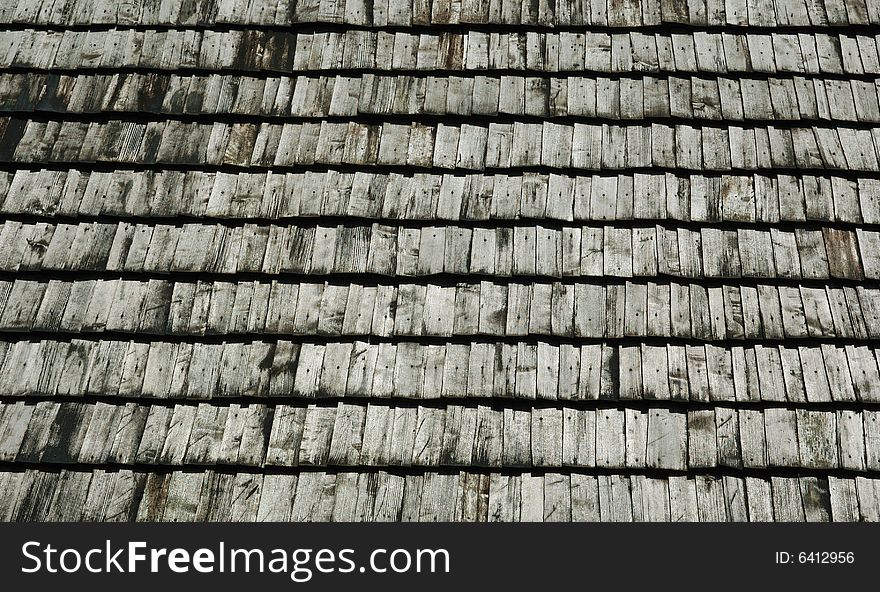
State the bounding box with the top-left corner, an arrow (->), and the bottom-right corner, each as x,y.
1,0 -> 880,521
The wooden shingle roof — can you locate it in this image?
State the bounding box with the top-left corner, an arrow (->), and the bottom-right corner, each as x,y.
1,0 -> 879,521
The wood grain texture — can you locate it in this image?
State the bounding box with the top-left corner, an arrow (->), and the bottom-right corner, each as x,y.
0,6 -> 878,523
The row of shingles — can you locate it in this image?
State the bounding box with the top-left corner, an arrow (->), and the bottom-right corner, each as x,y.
1,338 -> 879,405
3,117 -> 880,172
0,219 -> 874,280
4,169 -> 879,227
3,169 -> 878,226
1,277 -> 879,341
0,397 -> 876,471
4,72 -> 880,125
3,0 -> 877,28
4,29 -> 880,75
1,467 -> 877,523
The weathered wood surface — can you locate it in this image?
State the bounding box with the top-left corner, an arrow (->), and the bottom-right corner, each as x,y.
4,72 -> 880,125
3,117 -> 880,172
2,0 -> 877,26
0,220 -> 873,279
3,30 -> 880,74
0,399 -> 866,471
3,339 -> 880,404
0,2 -> 878,523
2,278 -> 880,340
1,468 -> 877,522
4,170 -> 880,224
